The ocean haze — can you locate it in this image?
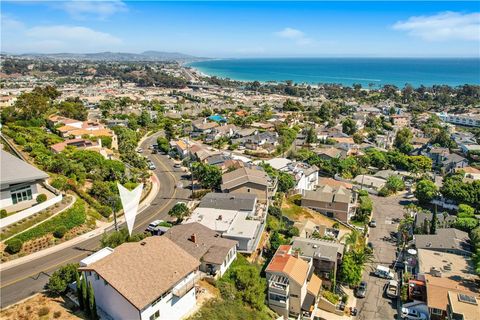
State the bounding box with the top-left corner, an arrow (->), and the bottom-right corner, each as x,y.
189,58 -> 480,88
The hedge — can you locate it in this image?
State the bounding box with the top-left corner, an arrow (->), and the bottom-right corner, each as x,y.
12,200 -> 86,243
5,238 -> 23,254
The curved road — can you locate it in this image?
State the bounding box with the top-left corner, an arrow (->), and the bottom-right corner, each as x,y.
0,134 -> 191,308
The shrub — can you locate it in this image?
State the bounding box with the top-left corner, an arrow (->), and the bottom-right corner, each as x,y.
51,176 -> 69,191
14,136 -> 27,145
322,290 -> 340,304
5,238 -> 23,254
38,307 -> 50,317
12,200 -> 86,243
36,193 -> 47,203
46,263 -> 79,295
53,225 -> 67,239
0,209 -> 7,219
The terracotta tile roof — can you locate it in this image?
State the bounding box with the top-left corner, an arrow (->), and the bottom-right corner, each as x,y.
79,237 -> 200,310
266,246 -> 309,285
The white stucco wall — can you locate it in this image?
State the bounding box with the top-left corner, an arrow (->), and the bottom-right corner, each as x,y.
85,272 -> 140,320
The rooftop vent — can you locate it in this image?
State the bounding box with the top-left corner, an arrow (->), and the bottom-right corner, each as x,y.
140,241 -> 147,246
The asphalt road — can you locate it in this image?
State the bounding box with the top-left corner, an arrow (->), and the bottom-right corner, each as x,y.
356,194 -> 410,320
0,133 -> 191,308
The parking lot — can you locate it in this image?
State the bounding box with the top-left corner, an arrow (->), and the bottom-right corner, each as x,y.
356,194 -> 412,320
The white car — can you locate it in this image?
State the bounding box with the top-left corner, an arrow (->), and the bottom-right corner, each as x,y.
137,148 -> 144,153
146,220 -> 163,232
401,307 -> 427,320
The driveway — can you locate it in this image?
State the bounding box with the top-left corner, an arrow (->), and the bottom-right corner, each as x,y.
356,194 -> 411,320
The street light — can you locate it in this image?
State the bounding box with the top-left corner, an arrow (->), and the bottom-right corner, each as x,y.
107,196 -> 119,231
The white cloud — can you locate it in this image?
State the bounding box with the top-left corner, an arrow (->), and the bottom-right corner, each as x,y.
393,11 -> 480,41
3,23 -> 123,53
57,0 -> 127,20
1,14 -> 25,31
275,27 -> 312,45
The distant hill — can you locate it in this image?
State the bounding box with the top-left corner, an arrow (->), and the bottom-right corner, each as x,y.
5,51 -> 206,62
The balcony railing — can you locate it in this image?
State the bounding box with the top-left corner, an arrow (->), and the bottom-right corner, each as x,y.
172,278 -> 195,297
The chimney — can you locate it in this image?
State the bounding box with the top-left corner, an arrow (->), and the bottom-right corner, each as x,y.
190,233 -> 197,243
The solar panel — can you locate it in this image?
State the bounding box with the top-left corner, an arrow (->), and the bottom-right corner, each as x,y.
458,293 -> 478,305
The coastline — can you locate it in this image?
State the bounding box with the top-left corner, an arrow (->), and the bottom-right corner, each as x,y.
184,57 -> 480,88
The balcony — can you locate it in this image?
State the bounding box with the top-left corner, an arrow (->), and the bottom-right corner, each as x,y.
172,273 -> 196,297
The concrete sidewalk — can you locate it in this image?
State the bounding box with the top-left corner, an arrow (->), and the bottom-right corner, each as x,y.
0,175 -> 160,272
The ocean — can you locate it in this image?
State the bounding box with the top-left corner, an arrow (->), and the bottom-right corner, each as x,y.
188,58 -> 480,88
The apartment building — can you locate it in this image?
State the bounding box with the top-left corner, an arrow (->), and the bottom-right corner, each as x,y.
301,185 -> 357,222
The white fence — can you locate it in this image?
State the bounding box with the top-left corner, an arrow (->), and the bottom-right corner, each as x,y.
0,194 -> 63,228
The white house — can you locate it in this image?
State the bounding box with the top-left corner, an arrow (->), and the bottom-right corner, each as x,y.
0,150 -> 49,211
79,237 -> 200,320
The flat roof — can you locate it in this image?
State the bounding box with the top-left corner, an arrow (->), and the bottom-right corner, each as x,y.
185,207 -> 239,233
198,192 -> 257,212
418,249 -> 475,280
225,213 -> 260,239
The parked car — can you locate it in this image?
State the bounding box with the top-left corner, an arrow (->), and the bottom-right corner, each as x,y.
386,280 -> 398,299
148,163 -> 156,170
401,307 -> 427,320
146,219 -> 163,232
404,193 -> 415,199
355,281 -> 367,298
375,265 -> 395,279
173,163 -> 182,169
369,219 -> 377,227
136,148 -> 143,153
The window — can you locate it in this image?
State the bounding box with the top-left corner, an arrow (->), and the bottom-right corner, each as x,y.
247,188 -> 251,193
103,280 -> 108,286
94,274 -> 99,280
291,294 -> 299,298
10,185 -> 33,204
149,311 -> 160,320
431,308 -> 443,315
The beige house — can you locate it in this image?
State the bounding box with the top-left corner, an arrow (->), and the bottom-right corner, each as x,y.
301,185 -> 357,222
265,245 -> 322,319
221,167 -> 277,203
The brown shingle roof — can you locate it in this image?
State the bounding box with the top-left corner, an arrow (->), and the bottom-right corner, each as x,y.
425,274 -> 479,311
79,237 -> 199,310
164,223 -> 237,265
221,167 -> 269,190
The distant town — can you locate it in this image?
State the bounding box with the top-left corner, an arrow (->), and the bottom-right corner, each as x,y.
0,55 -> 479,320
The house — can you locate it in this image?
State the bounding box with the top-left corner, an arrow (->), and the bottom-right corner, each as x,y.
206,124 -> 238,142
423,274 -> 479,320
301,185 -> 357,222
293,220 -> 340,241
414,228 -> 472,256
440,153 -> 469,173
79,237 -> 200,320
459,143 -> 480,156
50,138 -> 97,153
221,167 -> 277,203
317,177 -> 353,190
315,147 -> 344,160
203,154 -> 232,166
437,112 -> 480,128
235,128 -> 257,138
192,118 -> 218,133
446,291 -> 480,320
353,175 -> 387,191
455,166 -> 480,181
1,150 -> 49,212
163,223 -> 237,277
260,159 -> 319,192
233,131 -> 278,152
170,139 -> 189,158
291,237 -> 344,288
390,114 -> 411,127
417,249 -> 476,280
414,211 -> 456,232
265,245 -> 322,319
185,193 -> 265,253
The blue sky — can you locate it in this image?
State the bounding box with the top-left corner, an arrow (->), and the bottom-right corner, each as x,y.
2,1 -> 479,57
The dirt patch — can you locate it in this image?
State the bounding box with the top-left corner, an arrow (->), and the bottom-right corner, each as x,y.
0,293 -> 84,320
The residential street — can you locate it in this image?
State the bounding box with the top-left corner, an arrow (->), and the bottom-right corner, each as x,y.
356,194 -> 411,320
0,133 -> 190,308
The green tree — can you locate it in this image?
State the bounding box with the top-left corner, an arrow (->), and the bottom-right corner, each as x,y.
458,204 -> 475,218
168,202 -> 190,221
192,162 -> 222,190
76,272 -> 84,310
305,126 -> 317,145
385,175 -> 405,193
100,228 -> 147,248
454,218 -> 479,232
430,206 -> 438,235
57,97 -> 88,120
338,253 -> 362,286
277,172 -> 295,193
88,281 -> 99,320
415,180 -> 438,205
342,118 -> 357,135
156,137 -> 170,153
46,264 -> 79,295
394,128 -> 413,154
